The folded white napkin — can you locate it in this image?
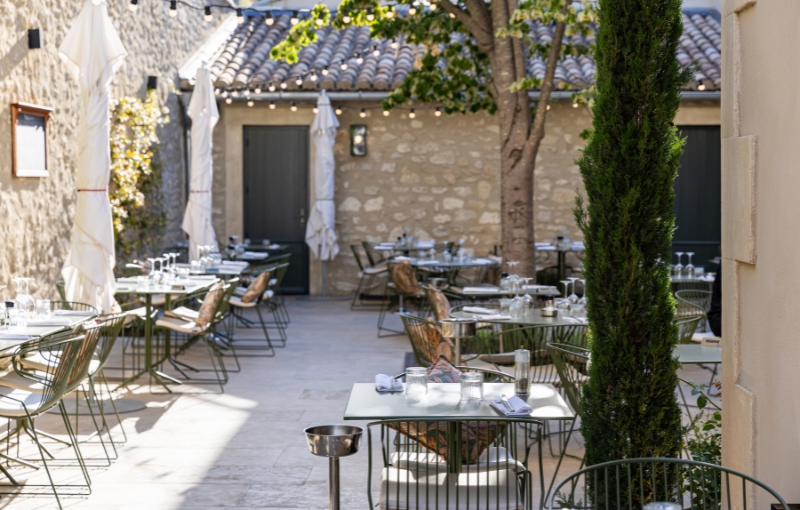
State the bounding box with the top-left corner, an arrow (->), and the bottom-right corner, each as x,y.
117,276 -> 141,283
222,260 -> 249,267
0,333 -> 34,341
375,374 -> 403,393
537,246 -> 557,251
473,258 -> 493,264
463,306 -> 498,315
463,286 -> 501,294
53,310 -> 95,317
393,256 -> 411,261
241,252 -> 268,260
490,395 -> 532,416
25,318 -> 73,327
416,260 -> 440,265
473,314 -> 511,320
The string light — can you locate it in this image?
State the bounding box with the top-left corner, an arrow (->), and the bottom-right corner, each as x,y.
342,13 -> 351,23
128,0 -> 138,12
408,6 -> 417,15
295,76 -> 303,86
316,15 -> 325,26
231,90 -> 239,97
313,106 -> 319,113
335,106 -> 342,115
266,12 -> 274,25
321,67 -> 329,76
372,45 -> 380,57
310,71 -> 318,82
391,38 -> 399,49
572,102 -> 579,108
409,108 -> 416,119
280,81 -> 287,89
449,12 -> 455,18
169,0 -> 177,17
248,100 -> 254,107
290,101 -> 297,112
254,87 -> 262,94
383,109 -> 390,116
698,82 -> 706,91
269,101 -> 276,109
221,90 -> 228,98
290,10 -> 299,24
225,97 -> 232,104
236,7 -> 244,23
366,9 -> 375,21
435,106 -> 441,116
359,108 -> 366,118
268,82 -> 276,92
386,9 -> 394,18
356,53 -> 363,65
204,5 -> 212,21
340,60 -> 348,70
429,1 -> 437,10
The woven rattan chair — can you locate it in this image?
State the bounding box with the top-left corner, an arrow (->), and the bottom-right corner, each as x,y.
675,289 -> 712,330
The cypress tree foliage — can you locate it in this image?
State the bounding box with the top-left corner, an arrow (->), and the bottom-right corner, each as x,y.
575,0 -> 692,471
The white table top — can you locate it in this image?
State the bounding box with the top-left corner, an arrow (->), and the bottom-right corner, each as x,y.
0,312 -> 96,353
114,277 -> 217,295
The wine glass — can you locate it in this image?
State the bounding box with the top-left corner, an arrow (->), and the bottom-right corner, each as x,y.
567,277 -> 579,304
21,278 -> 35,318
673,252 -> 684,278
509,277 -> 524,319
578,279 -> 587,307
684,252 -> 695,278
560,279 -> 571,299
521,277 -> 535,313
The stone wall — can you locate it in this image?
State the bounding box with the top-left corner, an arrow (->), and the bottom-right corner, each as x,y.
213,98 -> 720,295
0,0 -> 225,298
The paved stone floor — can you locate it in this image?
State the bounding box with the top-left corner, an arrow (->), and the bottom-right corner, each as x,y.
1,298 -> 717,509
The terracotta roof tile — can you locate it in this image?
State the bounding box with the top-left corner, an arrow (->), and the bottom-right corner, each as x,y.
208,12 -> 721,92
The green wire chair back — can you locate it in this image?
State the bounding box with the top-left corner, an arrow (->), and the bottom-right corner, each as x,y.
400,314 -> 442,367
675,289 -> 712,316
546,343 -> 589,417
271,262 -> 290,295
93,314 -> 128,376
350,244 -> 366,272
676,316 -> 702,344
213,277 -> 240,323
55,280 -> 68,302
362,241 -> 387,266
50,300 -> 99,314
547,457 -> 789,510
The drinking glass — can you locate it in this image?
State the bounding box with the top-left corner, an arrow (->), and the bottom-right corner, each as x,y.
578,279 -> 587,307
460,372 -> 483,401
443,250 -> 452,263
554,298 -> 570,316
684,252 -> 695,278
262,239 -> 271,247
243,238 -> 251,247
521,277 -> 535,313
499,299 -> 512,316
570,302 -> 586,320
405,367 -> 428,396
560,280 -> 571,299
8,308 -> 26,330
35,299 -> 51,318
673,252 -> 684,278
567,277 -> 579,304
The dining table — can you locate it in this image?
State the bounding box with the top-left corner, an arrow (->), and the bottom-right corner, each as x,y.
450,308 -> 583,327
114,276 -> 218,392
0,311 -> 97,355
445,285 -> 559,302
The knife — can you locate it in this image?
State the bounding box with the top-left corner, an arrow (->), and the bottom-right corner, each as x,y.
500,394 -> 514,412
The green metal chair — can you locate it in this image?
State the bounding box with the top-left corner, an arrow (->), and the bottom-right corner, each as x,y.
399,315 -> 443,367
350,244 -> 389,310
548,457 -> 789,510
675,289 -> 712,330
676,316 -> 702,344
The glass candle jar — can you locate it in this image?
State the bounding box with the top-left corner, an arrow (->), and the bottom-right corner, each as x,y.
405,367 -> 428,396
460,372 -> 483,401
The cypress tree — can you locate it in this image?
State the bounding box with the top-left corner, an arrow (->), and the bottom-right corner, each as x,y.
576,0 -> 692,470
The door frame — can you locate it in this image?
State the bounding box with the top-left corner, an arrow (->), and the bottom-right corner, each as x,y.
217,102 -> 323,294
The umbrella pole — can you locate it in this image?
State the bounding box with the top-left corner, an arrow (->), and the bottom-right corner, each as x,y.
322,260 -> 328,298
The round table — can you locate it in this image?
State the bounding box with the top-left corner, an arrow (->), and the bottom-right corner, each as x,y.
450,308 -> 583,327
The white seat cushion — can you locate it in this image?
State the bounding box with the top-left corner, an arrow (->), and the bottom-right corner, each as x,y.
155,316 -> 206,335
229,295 -> 257,309
0,371 -> 47,393
166,306 -> 200,320
0,386 -> 48,417
18,352 -> 61,373
364,262 -> 388,275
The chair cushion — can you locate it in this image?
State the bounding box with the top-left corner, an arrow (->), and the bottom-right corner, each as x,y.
0,386 -> 47,417
426,357 -> 461,383
156,316 -> 206,335
389,261 -> 420,296
364,262 -> 388,275
425,287 -> 451,322
229,295 -> 257,308
387,421 -> 506,466
241,271 -> 271,303
196,281 -> 226,327
166,306 -> 200,321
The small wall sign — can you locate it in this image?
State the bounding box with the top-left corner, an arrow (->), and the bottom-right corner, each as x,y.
11,102 -> 53,178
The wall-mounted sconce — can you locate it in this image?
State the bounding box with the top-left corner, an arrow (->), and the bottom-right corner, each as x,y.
28,29 -> 41,50
147,76 -> 158,90
350,124 -> 367,157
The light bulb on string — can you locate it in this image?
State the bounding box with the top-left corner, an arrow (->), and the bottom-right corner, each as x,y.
269,101 -> 276,109
383,109 -> 390,116
391,38 -> 399,49
386,8 -> 394,18
335,106 -> 343,115
231,90 -> 239,98
449,12 -> 455,18
372,46 -> 381,57
290,102 -> 297,112
316,15 -> 325,26
268,82 -> 276,92
225,97 -> 232,104
356,54 -> 363,65
435,106 -> 441,116
236,8 -> 244,24
265,12 -> 274,25
342,13 -> 351,23
290,11 -> 299,24
429,1 -> 437,10
128,0 -> 138,12
214,88 -> 220,95
697,82 -> 706,91
359,108 -> 366,118
366,9 -> 375,21
321,67 -> 329,76
572,102 -> 579,108
280,81 -> 287,89
313,106 -> 319,113
169,0 -> 177,17
295,76 -> 303,86
310,71 -> 318,82
408,108 -> 416,119
340,60 -> 348,70
204,6 -> 212,22
247,100 -> 254,107
408,6 -> 417,15
254,87 -> 262,94
221,90 -> 228,98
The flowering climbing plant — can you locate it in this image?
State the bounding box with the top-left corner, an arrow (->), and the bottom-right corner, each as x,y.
109,90 -> 169,265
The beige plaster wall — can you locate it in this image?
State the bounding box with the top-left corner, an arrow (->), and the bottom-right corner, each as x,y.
0,0 -> 224,299
720,0 -> 800,503
213,99 -> 719,295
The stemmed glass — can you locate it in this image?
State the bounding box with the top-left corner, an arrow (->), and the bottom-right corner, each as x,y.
674,252 -> 684,278
509,277 -> 524,319
521,277 -> 535,314
560,279 -> 571,299
578,279 -> 587,307
684,252 -> 695,278
147,258 -> 157,276
567,277 -> 580,304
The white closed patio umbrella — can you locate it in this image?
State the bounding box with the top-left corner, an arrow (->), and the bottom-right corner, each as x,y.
182,65 -> 219,261
305,90 -> 340,297
59,0 -> 127,313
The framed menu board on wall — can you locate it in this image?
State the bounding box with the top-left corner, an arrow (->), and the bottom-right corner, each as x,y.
11,102 -> 53,178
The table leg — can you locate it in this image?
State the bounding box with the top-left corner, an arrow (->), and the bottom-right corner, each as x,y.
558,251 -> 567,288
454,338 -> 461,366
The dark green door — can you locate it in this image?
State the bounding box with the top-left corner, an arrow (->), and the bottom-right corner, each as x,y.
243,125 -> 309,294
673,125 -> 721,270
